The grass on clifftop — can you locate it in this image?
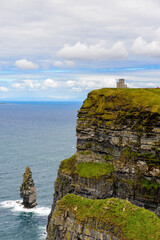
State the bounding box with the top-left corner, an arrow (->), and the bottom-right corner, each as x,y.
55,194 -> 160,240
82,88 -> 160,114
75,162 -> 114,178
59,155 -> 114,178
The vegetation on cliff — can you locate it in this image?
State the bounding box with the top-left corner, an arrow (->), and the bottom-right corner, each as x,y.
77,88 -> 160,172
47,88 -> 160,239
59,154 -> 114,178
59,155 -> 76,175
20,166 -> 31,191
77,89 -> 160,161
81,88 -> 160,114
52,194 -> 160,240
75,162 -> 114,178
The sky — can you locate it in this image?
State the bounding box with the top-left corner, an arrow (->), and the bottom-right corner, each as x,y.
0,0 -> 160,101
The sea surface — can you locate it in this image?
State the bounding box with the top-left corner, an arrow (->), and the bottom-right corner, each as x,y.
0,102 -> 82,240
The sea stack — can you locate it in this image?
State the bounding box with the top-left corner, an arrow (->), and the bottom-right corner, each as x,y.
20,166 -> 37,208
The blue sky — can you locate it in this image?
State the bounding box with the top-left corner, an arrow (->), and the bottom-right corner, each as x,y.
0,0 -> 160,101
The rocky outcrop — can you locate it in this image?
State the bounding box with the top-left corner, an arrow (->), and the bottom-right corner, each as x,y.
47,88 -> 160,239
47,194 -> 160,240
20,166 -> 37,208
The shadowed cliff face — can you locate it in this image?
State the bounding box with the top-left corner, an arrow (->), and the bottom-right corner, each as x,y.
47,88 -> 160,239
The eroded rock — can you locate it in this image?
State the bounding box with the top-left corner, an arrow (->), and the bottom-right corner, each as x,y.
20,166 -> 37,208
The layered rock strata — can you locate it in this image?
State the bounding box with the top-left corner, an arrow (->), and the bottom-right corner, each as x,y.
47,88 -> 160,239
47,194 -> 160,240
20,166 -> 37,208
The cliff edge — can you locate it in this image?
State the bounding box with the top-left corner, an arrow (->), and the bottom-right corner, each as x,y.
47,88 -> 160,239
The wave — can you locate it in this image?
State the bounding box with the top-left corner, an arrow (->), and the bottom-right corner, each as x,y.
0,200 -> 50,216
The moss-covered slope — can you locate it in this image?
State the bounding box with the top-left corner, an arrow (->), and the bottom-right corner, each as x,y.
81,88 -> 160,114
47,194 -> 160,240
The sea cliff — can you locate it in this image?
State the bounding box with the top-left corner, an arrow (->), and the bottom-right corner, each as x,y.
47,88 -> 160,239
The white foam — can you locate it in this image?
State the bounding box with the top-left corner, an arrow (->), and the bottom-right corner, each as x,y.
0,200 -> 50,216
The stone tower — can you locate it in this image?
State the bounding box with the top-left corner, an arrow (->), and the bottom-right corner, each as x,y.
117,79 -> 127,88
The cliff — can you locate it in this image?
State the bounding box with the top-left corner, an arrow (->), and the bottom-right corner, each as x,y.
47,88 -> 160,239
47,194 -> 160,240
20,166 -> 37,208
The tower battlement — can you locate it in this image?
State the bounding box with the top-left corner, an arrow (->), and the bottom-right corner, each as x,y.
117,79 -> 127,88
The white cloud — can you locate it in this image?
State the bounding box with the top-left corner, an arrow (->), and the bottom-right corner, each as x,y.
42,78 -> 58,89
58,41 -> 128,61
65,60 -> 75,67
71,87 -> 82,92
76,75 -> 117,90
1,0 -> 160,69
24,80 -> 41,88
132,37 -> 160,57
15,59 -> 39,70
65,75 -> 117,92
2,0 -> 160,101
53,60 -> 75,68
12,82 -> 24,89
12,78 -> 59,91
12,80 -> 41,89
66,80 -> 76,87
11,74 -> 117,94
53,61 -> 63,67
0,86 -> 8,92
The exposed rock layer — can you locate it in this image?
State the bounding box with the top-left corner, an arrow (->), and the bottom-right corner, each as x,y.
20,166 -> 37,208
47,194 -> 160,240
47,88 -> 160,239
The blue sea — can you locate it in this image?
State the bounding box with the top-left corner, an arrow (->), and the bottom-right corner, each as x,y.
0,102 -> 82,240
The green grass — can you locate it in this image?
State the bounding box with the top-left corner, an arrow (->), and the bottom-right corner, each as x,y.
141,178 -> 159,190
58,155 -> 114,178
59,154 -> 76,175
78,150 -> 92,155
54,194 -> 160,240
80,88 -> 160,149
74,162 -> 114,178
82,88 -> 160,114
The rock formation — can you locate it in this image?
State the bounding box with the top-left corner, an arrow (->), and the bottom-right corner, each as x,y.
47,194 -> 160,240
47,88 -> 160,239
20,166 -> 37,208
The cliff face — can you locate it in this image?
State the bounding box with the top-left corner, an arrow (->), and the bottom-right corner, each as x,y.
47,88 -> 160,239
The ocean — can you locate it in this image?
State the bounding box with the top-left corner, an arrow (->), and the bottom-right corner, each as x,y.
0,102 -> 82,240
